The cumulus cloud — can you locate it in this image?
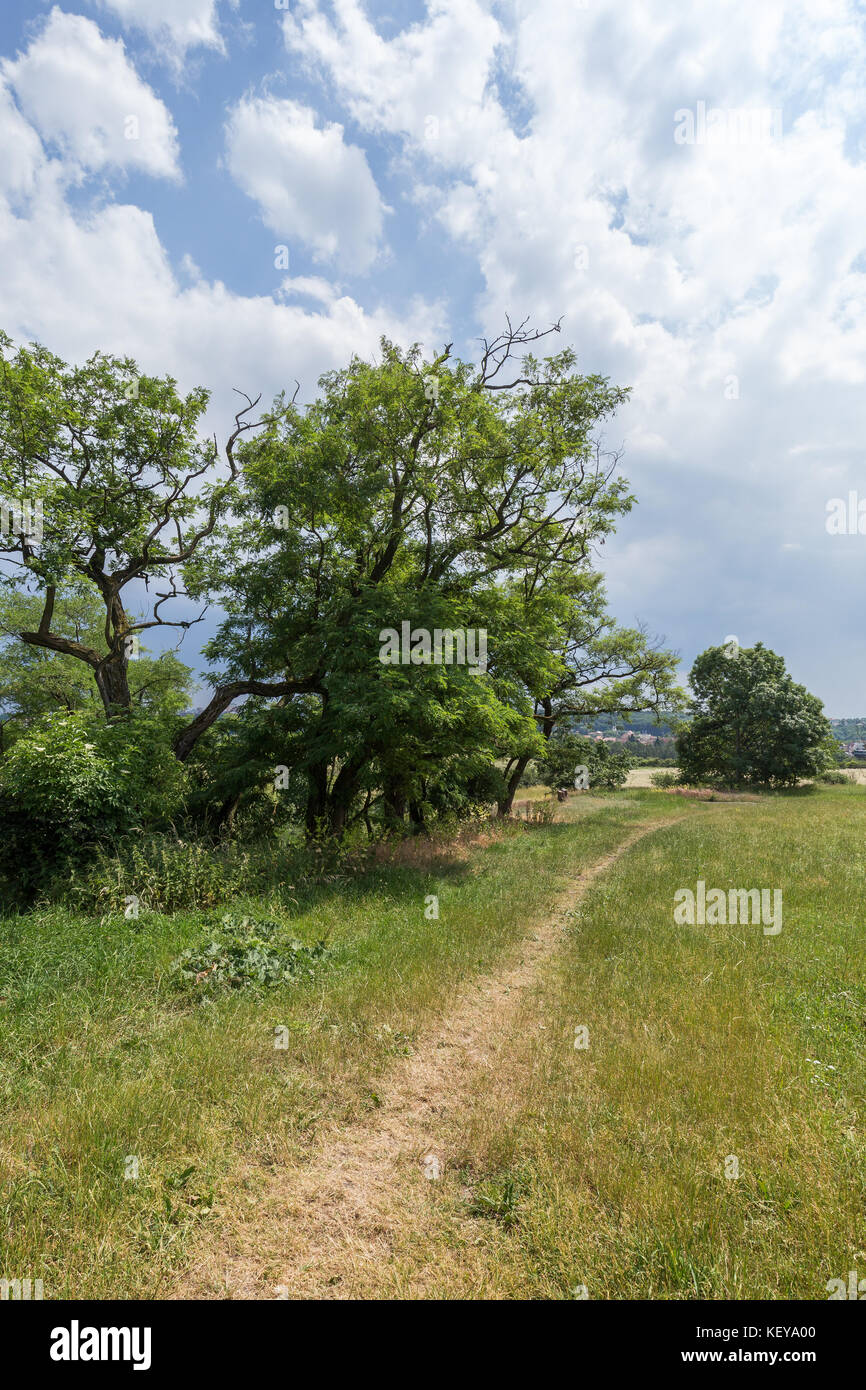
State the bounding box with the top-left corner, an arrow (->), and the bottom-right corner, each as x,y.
91,0 -> 228,65
224,96 -> 387,273
278,0 -> 866,707
2,8 -> 180,181
282,0 -> 506,160
0,168 -> 445,441
2,0 -> 866,702
0,82 -> 45,199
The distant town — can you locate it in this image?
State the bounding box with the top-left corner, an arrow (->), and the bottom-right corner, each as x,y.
576,715 -> 866,759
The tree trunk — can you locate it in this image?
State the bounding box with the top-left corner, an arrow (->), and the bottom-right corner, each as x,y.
497,753 -> 531,816
325,760 -> 361,837
95,653 -> 132,716
305,763 -> 329,838
215,791 -> 242,835
382,776 -> 407,830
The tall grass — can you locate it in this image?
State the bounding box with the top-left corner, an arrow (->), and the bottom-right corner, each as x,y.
0,794 -> 679,1297
412,786 -> 866,1299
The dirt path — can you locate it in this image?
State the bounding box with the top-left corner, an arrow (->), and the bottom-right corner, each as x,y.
178,818 -> 672,1300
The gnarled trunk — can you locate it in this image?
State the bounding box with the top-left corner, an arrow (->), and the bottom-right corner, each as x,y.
305,763 -> 329,838
382,776 -> 407,830
95,653 -> 132,716
497,753 -> 531,816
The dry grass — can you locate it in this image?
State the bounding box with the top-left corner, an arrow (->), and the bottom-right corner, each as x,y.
173,819 -> 672,1299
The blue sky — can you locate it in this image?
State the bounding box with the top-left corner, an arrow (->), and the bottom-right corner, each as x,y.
1,1 -> 865,712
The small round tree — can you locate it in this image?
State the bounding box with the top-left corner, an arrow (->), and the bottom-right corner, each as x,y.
677,643 -> 836,788
539,731 -> 634,792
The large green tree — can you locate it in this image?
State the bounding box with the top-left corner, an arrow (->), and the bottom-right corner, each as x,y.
193,323 -> 678,832
0,332 -> 305,740
0,321 -> 680,839
677,642 -> 835,787
492,568 -> 682,813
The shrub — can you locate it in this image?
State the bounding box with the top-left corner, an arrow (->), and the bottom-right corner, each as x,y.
64,833 -> 254,914
650,770 -> 682,788
169,913 -> 332,993
539,733 -> 634,792
58,827 -> 377,916
0,710 -> 186,899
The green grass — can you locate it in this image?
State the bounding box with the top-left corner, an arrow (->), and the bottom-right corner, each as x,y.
0,793 -> 686,1298
430,785 -> 866,1299
4,785 -> 862,1300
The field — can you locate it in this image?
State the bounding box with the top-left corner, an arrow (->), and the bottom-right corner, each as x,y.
2,782 -> 864,1300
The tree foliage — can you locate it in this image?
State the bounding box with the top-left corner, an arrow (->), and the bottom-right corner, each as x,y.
191,328 -> 681,830
0,320 -> 684,848
0,586 -> 194,750
677,643 -> 835,787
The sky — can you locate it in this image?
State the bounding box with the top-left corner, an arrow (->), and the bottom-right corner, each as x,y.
0,0 -> 865,713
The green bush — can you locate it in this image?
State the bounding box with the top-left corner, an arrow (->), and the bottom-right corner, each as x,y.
0,710 -> 186,899
56,826 -> 377,916
650,770 -> 682,788
169,913 -> 332,993
539,733 -> 634,792
64,833 -> 254,914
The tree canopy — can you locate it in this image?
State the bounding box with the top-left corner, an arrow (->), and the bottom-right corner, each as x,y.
0,319 -> 683,844
676,643 -> 835,787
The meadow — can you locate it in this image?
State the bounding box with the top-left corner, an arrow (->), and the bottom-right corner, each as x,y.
2,783 -> 863,1299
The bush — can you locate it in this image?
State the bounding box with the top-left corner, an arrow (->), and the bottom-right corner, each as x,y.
650,770 -> 681,788
55,826 -> 377,916
169,913 -> 332,993
539,733 -> 634,792
0,710 -> 186,900
816,769 -> 849,785
62,833 -> 254,914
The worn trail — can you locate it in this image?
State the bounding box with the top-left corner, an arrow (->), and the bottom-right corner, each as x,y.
179,818 -> 672,1300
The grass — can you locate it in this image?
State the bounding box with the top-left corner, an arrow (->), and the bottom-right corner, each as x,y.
0,793 -> 686,1298
410,784 -> 866,1299
2,784 -> 863,1300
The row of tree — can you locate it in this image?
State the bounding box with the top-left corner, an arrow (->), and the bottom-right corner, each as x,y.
0,320 -> 680,844
0,319 -> 836,865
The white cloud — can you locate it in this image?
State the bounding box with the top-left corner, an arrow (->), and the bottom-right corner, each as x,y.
91,0 -> 227,65
0,172 -> 446,442
280,0 -> 866,707
224,96 -> 386,273
0,82 -> 45,199
2,8 -> 180,181
2,0 -> 866,702
282,0 -> 509,163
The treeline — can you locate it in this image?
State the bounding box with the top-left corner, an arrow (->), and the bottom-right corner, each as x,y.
575,710 -> 677,738
0,320 -> 684,897
829,718 -> 866,742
